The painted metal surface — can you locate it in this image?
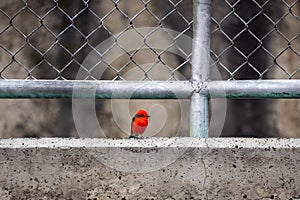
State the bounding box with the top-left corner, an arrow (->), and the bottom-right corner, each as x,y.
205,80 -> 300,98
0,80 -> 300,99
0,80 -> 193,99
190,0 -> 212,137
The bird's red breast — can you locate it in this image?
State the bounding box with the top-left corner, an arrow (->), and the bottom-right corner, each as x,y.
131,110 -> 150,136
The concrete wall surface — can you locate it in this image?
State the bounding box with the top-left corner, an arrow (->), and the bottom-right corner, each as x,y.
0,137 -> 299,199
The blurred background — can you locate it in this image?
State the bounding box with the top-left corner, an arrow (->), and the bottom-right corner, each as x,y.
0,0 -> 299,138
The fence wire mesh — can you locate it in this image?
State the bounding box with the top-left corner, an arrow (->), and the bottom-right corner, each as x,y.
211,0 -> 300,80
0,0 -> 299,81
0,0 -> 192,81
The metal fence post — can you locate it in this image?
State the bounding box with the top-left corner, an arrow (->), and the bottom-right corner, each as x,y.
190,0 -> 211,137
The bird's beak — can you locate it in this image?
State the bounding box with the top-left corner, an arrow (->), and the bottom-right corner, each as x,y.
147,115 -> 151,117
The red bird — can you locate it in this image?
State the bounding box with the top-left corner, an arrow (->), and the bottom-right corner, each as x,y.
130,109 -> 150,138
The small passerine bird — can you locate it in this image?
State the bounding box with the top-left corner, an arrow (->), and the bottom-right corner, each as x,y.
130,109 -> 150,138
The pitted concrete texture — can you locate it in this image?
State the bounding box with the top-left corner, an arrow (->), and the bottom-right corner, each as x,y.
0,138 -> 299,199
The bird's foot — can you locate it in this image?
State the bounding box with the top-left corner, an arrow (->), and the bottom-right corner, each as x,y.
129,135 -> 139,139
128,135 -> 145,139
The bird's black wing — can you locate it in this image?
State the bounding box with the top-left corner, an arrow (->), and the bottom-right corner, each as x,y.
130,115 -> 136,136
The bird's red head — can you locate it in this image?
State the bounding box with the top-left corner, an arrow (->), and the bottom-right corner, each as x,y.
135,109 -> 150,118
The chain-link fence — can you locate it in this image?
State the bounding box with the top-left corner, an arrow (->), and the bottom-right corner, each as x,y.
0,0 -> 299,137
0,0 -> 192,80
1,0 -> 298,80
211,0 -> 300,80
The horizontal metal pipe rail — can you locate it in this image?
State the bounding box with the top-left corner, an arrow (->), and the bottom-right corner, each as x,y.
0,80 -> 300,99
206,80 -> 300,98
0,80 -> 193,99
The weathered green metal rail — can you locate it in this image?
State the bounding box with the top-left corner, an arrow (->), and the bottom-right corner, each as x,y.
0,80 -> 299,99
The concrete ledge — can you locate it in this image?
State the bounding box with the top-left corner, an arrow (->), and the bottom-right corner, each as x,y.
0,138 -> 299,199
